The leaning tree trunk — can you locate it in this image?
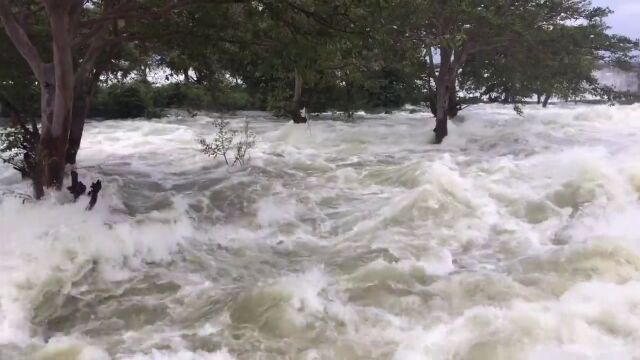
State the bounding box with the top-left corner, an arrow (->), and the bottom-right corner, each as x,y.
65,90 -> 89,165
288,67 -> 307,124
66,71 -> 101,165
542,94 -> 551,108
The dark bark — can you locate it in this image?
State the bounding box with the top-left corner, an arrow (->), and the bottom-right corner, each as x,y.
542,94 -> 551,108
536,93 -> 541,105
65,92 -> 89,165
87,179 -> 101,211
433,47 -> 453,144
288,67 -> 307,124
447,81 -> 460,118
66,71 -> 101,165
344,78 -> 354,118
434,80 -> 450,144
432,44 -> 469,144
427,94 -> 437,117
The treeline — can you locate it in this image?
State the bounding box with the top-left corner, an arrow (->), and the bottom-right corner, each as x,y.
0,0 -> 638,198
88,81 -> 256,119
84,64 -> 424,119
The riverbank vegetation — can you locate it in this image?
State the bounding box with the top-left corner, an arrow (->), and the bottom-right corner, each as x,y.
0,0 -> 638,199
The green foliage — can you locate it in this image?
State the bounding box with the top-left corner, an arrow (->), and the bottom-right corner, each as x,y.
215,85 -> 256,111
458,3 -> 639,104
0,32 -> 40,120
89,81 -> 258,119
91,81 -> 152,119
151,82 -> 257,111
1,0 -> 638,131
152,83 -> 210,109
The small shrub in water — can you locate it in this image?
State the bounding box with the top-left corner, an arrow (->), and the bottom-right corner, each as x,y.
199,119 -> 256,167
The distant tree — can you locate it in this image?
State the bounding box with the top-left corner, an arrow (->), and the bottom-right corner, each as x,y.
460,6 -> 639,107
396,0 -> 626,143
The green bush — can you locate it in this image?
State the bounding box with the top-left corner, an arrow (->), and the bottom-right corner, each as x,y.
214,85 -> 256,111
89,81 -> 259,119
152,83 -> 210,109
91,81 -> 151,119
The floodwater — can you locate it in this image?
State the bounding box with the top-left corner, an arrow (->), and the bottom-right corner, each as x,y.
1,104 -> 640,359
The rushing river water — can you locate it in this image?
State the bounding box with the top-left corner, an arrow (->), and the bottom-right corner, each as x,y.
1,104 -> 640,360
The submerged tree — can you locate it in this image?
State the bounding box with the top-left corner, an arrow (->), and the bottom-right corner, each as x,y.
0,0 -> 637,199
0,0 -> 239,198
460,6 -> 639,107
395,0 -> 634,143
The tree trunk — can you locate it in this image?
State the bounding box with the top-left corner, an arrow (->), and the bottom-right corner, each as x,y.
434,79 -> 450,144
433,47 -> 453,144
427,92 -> 437,117
542,94 -> 551,108
36,64 -> 56,196
536,93 -> 541,105
40,2 -> 75,189
345,78 -> 354,118
66,90 -> 89,165
447,80 -> 460,119
66,71 -> 100,165
289,67 -> 307,124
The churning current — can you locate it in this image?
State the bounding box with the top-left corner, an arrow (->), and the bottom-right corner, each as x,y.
1,104 -> 640,360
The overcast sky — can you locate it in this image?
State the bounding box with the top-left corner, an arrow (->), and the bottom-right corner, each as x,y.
592,0 -> 640,38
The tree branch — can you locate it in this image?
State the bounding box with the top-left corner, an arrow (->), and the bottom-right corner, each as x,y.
0,0 -> 44,81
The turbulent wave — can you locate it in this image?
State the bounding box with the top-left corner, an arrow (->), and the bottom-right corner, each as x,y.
1,104 -> 640,359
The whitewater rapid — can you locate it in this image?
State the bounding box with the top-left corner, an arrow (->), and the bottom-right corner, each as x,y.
1,104 -> 640,359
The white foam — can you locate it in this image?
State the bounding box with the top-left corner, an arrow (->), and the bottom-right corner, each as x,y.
123,349 -> 235,360
2,104 -> 640,358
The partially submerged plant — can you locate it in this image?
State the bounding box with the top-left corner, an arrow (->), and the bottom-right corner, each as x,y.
513,103 -> 525,117
233,121 -> 257,166
0,122 -> 39,179
199,118 -> 256,167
